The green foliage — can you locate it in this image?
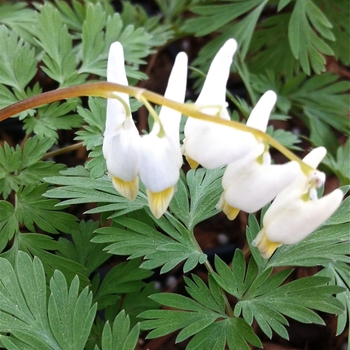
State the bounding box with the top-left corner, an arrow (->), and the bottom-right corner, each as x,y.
46,165 -> 223,231
244,208 -> 350,338
0,251 -> 96,349
0,200 -> 17,252
317,261 -> 350,337
252,72 -> 350,154
170,168 -> 224,230
34,3 -> 83,87
0,1 -> 349,348
0,136 -> 64,198
16,183 -> 78,234
0,25 -> 36,98
93,215 -> 207,274
17,232 -> 89,287
0,2 -> 36,46
323,139 -> 350,186
140,275 -> 262,349
22,101 -> 82,140
75,97 -> 106,178
92,258 -> 153,309
58,220 -> 110,277
112,283 -> 160,328
44,166 -> 148,215
266,126 -> 301,150
99,311 -> 140,350
212,249 -> 345,340
183,0 -> 339,76
288,0 -> 334,75
315,0 -> 350,66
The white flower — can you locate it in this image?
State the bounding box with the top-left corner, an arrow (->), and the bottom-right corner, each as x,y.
217,91 -> 299,219
183,38 -> 258,169
103,42 -> 188,218
103,41 -> 141,201
139,52 -> 188,218
252,147 -> 344,259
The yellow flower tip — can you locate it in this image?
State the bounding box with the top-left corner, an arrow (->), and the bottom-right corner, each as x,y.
112,176 -> 139,201
185,155 -> 199,170
217,193 -> 240,220
223,203 -> 240,221
252,230 -> 281,259
147,187 -> 175,219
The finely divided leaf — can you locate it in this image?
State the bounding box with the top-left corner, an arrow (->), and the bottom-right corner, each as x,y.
140,276 -> 261,349
58,220 -> 110,276
101,311 -> 140,350
186,168 -> 224,229
0,201 -> 18,252
18,232 -> 89,286
22,101 -> 82,140
0,252 -> 96,348
183,0 -> 264,36
0,136 -> 64,198
16,183 -> 79,234
93,258 -> 152,310
34,3 -> 83,86
0,25 -> 37,95
288,0 -> 334,74
48,271 -> 97,350
235,274 -> 345,340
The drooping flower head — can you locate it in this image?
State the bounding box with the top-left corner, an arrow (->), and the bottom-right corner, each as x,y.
217,91 -> 299,220
183,39 -> 258,169
252,147 -> 344,259
139,52 -> 188,218
103,41 -> 141,201
103,41 -> 188,218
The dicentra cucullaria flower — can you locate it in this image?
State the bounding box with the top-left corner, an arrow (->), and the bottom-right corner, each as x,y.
103,41 -> 141,201
252,147 -> 344,259
103,41 -> 188,218
217,91 -> 299,220
139,52 -> 188,218
183,39 -> 257,169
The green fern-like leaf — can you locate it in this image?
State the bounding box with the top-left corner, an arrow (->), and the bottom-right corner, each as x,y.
0,251 -> 96,349
288,0 -> 334,75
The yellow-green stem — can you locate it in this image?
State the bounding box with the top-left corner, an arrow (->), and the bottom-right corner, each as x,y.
0,82 -> 313,174
138,95 -> 165,137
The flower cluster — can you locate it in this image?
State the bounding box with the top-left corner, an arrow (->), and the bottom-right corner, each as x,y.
103,40 -> 343,258
103,42 -> 187,219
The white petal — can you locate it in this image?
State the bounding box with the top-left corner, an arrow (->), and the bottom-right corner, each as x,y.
105,42 -> 131,136
185,39 -> 237,138
223,158 -> 299,212
103,118 -> 140,182
139,134 -> 182,193
246,90 -> 277,132
184,123 -> 257,169
196,39 -> 237,106
302,146 -> 326,168
159,52 -> 188,145
264,189 -> 344,244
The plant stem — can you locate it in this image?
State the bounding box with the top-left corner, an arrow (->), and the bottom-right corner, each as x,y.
188,229 -> 234,317
42,142 -> 84,160
0,82 -> 313,175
